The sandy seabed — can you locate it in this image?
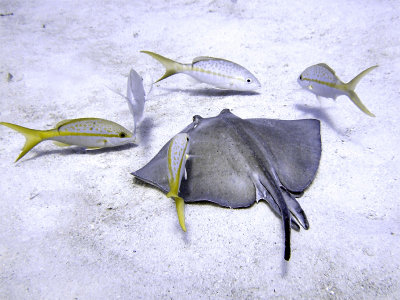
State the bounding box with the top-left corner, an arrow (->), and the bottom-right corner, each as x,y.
1,0 -> 399,298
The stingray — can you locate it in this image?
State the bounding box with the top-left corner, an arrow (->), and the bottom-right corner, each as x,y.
132,109 -> 321,260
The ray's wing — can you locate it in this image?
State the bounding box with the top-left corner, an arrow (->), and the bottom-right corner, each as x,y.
247,118 -> 321,193
179,114 -> 256,208
131,122 -> 195,193
132,111 -> 321,208
132,113 -> 257,208
131,141 -> 170,192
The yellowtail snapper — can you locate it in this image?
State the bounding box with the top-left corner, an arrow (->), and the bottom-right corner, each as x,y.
141,50 -> 261,91
166,133 -> 190,232
0,118 -> 134,162
297,63 -> 378,117
126,69 -> 146,134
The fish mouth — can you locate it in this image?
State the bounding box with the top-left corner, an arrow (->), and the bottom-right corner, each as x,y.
253,79 -> 262,90
118,136 -> 136,146
248,84 -> 261,92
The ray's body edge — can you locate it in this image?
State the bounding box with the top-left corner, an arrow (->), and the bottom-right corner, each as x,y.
131,110 -> 322,205
130,109 -> 322,261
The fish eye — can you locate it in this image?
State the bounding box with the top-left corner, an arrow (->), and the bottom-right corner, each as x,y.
186,137 -> 189,142
299,75 -> 303,80
119,132 -> 126,138
246,78 -> 252,83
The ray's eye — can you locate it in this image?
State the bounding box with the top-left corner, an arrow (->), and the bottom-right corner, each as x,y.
119,132 -> 127,138
246,78 -> 252,83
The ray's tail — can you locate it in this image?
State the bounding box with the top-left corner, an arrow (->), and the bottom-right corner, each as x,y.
346,65 -> 378,117
167,191 -> 187,232
0,122 -> 44,162
141,51 -> 184,83
282,203 -> 291,261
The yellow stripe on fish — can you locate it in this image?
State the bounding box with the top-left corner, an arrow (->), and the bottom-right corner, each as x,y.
141,50 -> 261,91
298,63 -> 378,117
0,118 -> 134,162
166,133 -> 190,232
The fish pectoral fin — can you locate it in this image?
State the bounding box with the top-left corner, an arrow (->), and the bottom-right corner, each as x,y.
87,139 -> 108,148
53,141 -> 70,147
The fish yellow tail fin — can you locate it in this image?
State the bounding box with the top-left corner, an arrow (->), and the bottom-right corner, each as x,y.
347,91 -> 375,117
0,122 -> 44,162
174,196 -> 186,232
166,191 -> 186,232
141,51 -> 183,83
347,65 -> 378,91
345,65 -> 377,117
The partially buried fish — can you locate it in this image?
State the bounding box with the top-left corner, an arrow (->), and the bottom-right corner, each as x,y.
0,118 -> 134,162
141,50 -> 261,91
297,63 -> 378,117
166,133 -> 190,232
132,109 -> 322,261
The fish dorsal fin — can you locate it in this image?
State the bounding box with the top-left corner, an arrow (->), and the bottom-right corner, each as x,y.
192,56 -> 216,64
55,119 -> 72,128
316,63 -> 336,75
192,56 -> 237,67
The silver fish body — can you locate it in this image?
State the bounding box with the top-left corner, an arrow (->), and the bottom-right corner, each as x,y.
297,63 -> 377,117
166,132 -> 190,232
126,69 -> 146,133
0,118 -> 134,162
167,133 -> 190,191
53,118 -> 135,148
298,64 -> 344,98
184,57 -> 261,91
141,51 -> 261,91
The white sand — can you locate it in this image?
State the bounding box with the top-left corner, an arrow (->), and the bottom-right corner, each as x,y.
1,0 -> 399,298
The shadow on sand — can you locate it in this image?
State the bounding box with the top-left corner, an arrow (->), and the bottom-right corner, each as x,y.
20,142 -> 137,163
294,104 -> 344,135
160,87 -> 260,97
136,117 -> 155,147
